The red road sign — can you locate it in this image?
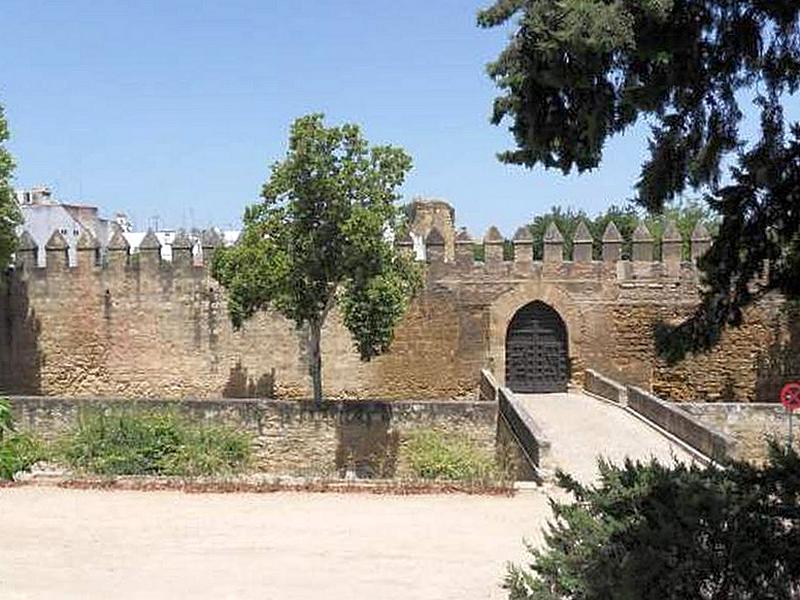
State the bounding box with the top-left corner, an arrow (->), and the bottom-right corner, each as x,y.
780,383 -> 800,412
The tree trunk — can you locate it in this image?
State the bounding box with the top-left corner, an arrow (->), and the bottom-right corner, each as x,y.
308,319 -> 323,406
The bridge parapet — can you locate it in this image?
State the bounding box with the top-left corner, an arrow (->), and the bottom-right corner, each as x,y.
627,387 -> 735,463
497,386 -> 553,480
584,369 -> 628,405
478,368 -> 499,402
583,369 -> 737,463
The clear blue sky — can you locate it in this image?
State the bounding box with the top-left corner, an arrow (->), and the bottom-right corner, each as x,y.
2,1 -> 798,235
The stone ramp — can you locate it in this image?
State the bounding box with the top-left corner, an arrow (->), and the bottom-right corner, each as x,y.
516,391 -> 698,485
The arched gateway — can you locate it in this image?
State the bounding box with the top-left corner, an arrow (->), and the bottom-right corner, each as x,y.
505,301 -> 569,393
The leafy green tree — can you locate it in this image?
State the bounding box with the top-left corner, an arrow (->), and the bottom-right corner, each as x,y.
0,104 -> 21,268
213,114 -> 420,404
479,1 -> 800,356
506,446 -> 800,599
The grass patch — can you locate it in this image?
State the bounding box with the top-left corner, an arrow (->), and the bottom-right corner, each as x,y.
0,398 -> 44,480
0,432 -> 44,480
405,429 -> 503,483
58,409 -> 253,477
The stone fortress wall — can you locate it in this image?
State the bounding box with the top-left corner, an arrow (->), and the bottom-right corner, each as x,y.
0,200 -> 795,402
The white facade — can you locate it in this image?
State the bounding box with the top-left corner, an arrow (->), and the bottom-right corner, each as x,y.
16,187 -> 242,267
20,203 -> 87,267
16,188 -> 110,267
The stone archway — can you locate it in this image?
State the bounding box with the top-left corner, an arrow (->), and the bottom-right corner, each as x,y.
505,301 -> 569,393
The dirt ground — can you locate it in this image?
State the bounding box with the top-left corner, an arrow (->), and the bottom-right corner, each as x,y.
0,486 -> 554,600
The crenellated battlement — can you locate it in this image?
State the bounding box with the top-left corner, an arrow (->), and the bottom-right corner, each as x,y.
406,218 -> 713,285
14,227 -> 220,281
16,214 -> 713,291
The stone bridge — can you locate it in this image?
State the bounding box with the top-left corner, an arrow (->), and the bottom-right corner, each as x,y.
484,369 -> 733,483
515,391 -> 696,484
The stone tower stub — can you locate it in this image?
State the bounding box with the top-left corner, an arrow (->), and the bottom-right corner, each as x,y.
512,226 -> 533,264
602,221 -> 623,262
16,231 -> 38,270
45,230 -> 70,270
76,231 -> 100,269
662,220 -> 682,263
632,223 -> 654,262
572,220 -> 593,262
484,226 -> 504,264
543,222 -> 564,263
172,230 -> 194,268
691,222 -> 712,263
408,198 -> 455,263
454,228 -> 474,266
107,228 -> 130,270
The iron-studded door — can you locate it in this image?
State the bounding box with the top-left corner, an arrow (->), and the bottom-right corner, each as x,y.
505,302 -> 569,393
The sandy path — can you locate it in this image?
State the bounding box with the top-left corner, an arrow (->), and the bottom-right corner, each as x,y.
0,487 -> 553,600
518,392 -> 698,484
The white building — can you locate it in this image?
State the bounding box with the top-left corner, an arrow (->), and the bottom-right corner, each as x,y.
16,187 -> 111,267
16,186 -> 241,266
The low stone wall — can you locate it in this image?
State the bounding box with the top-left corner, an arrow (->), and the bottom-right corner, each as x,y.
627,387 -> 735,462
679,403 -> 799,463
584,369 -> 627,405
9,396 -> 498,479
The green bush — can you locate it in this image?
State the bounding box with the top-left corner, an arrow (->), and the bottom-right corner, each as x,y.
59,409 -> 253,477
0,434 -> 44,480
0,397 -> 12,433
405,429 -> 499,482
0,398 -> 43,480
506,445 -> 800,599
